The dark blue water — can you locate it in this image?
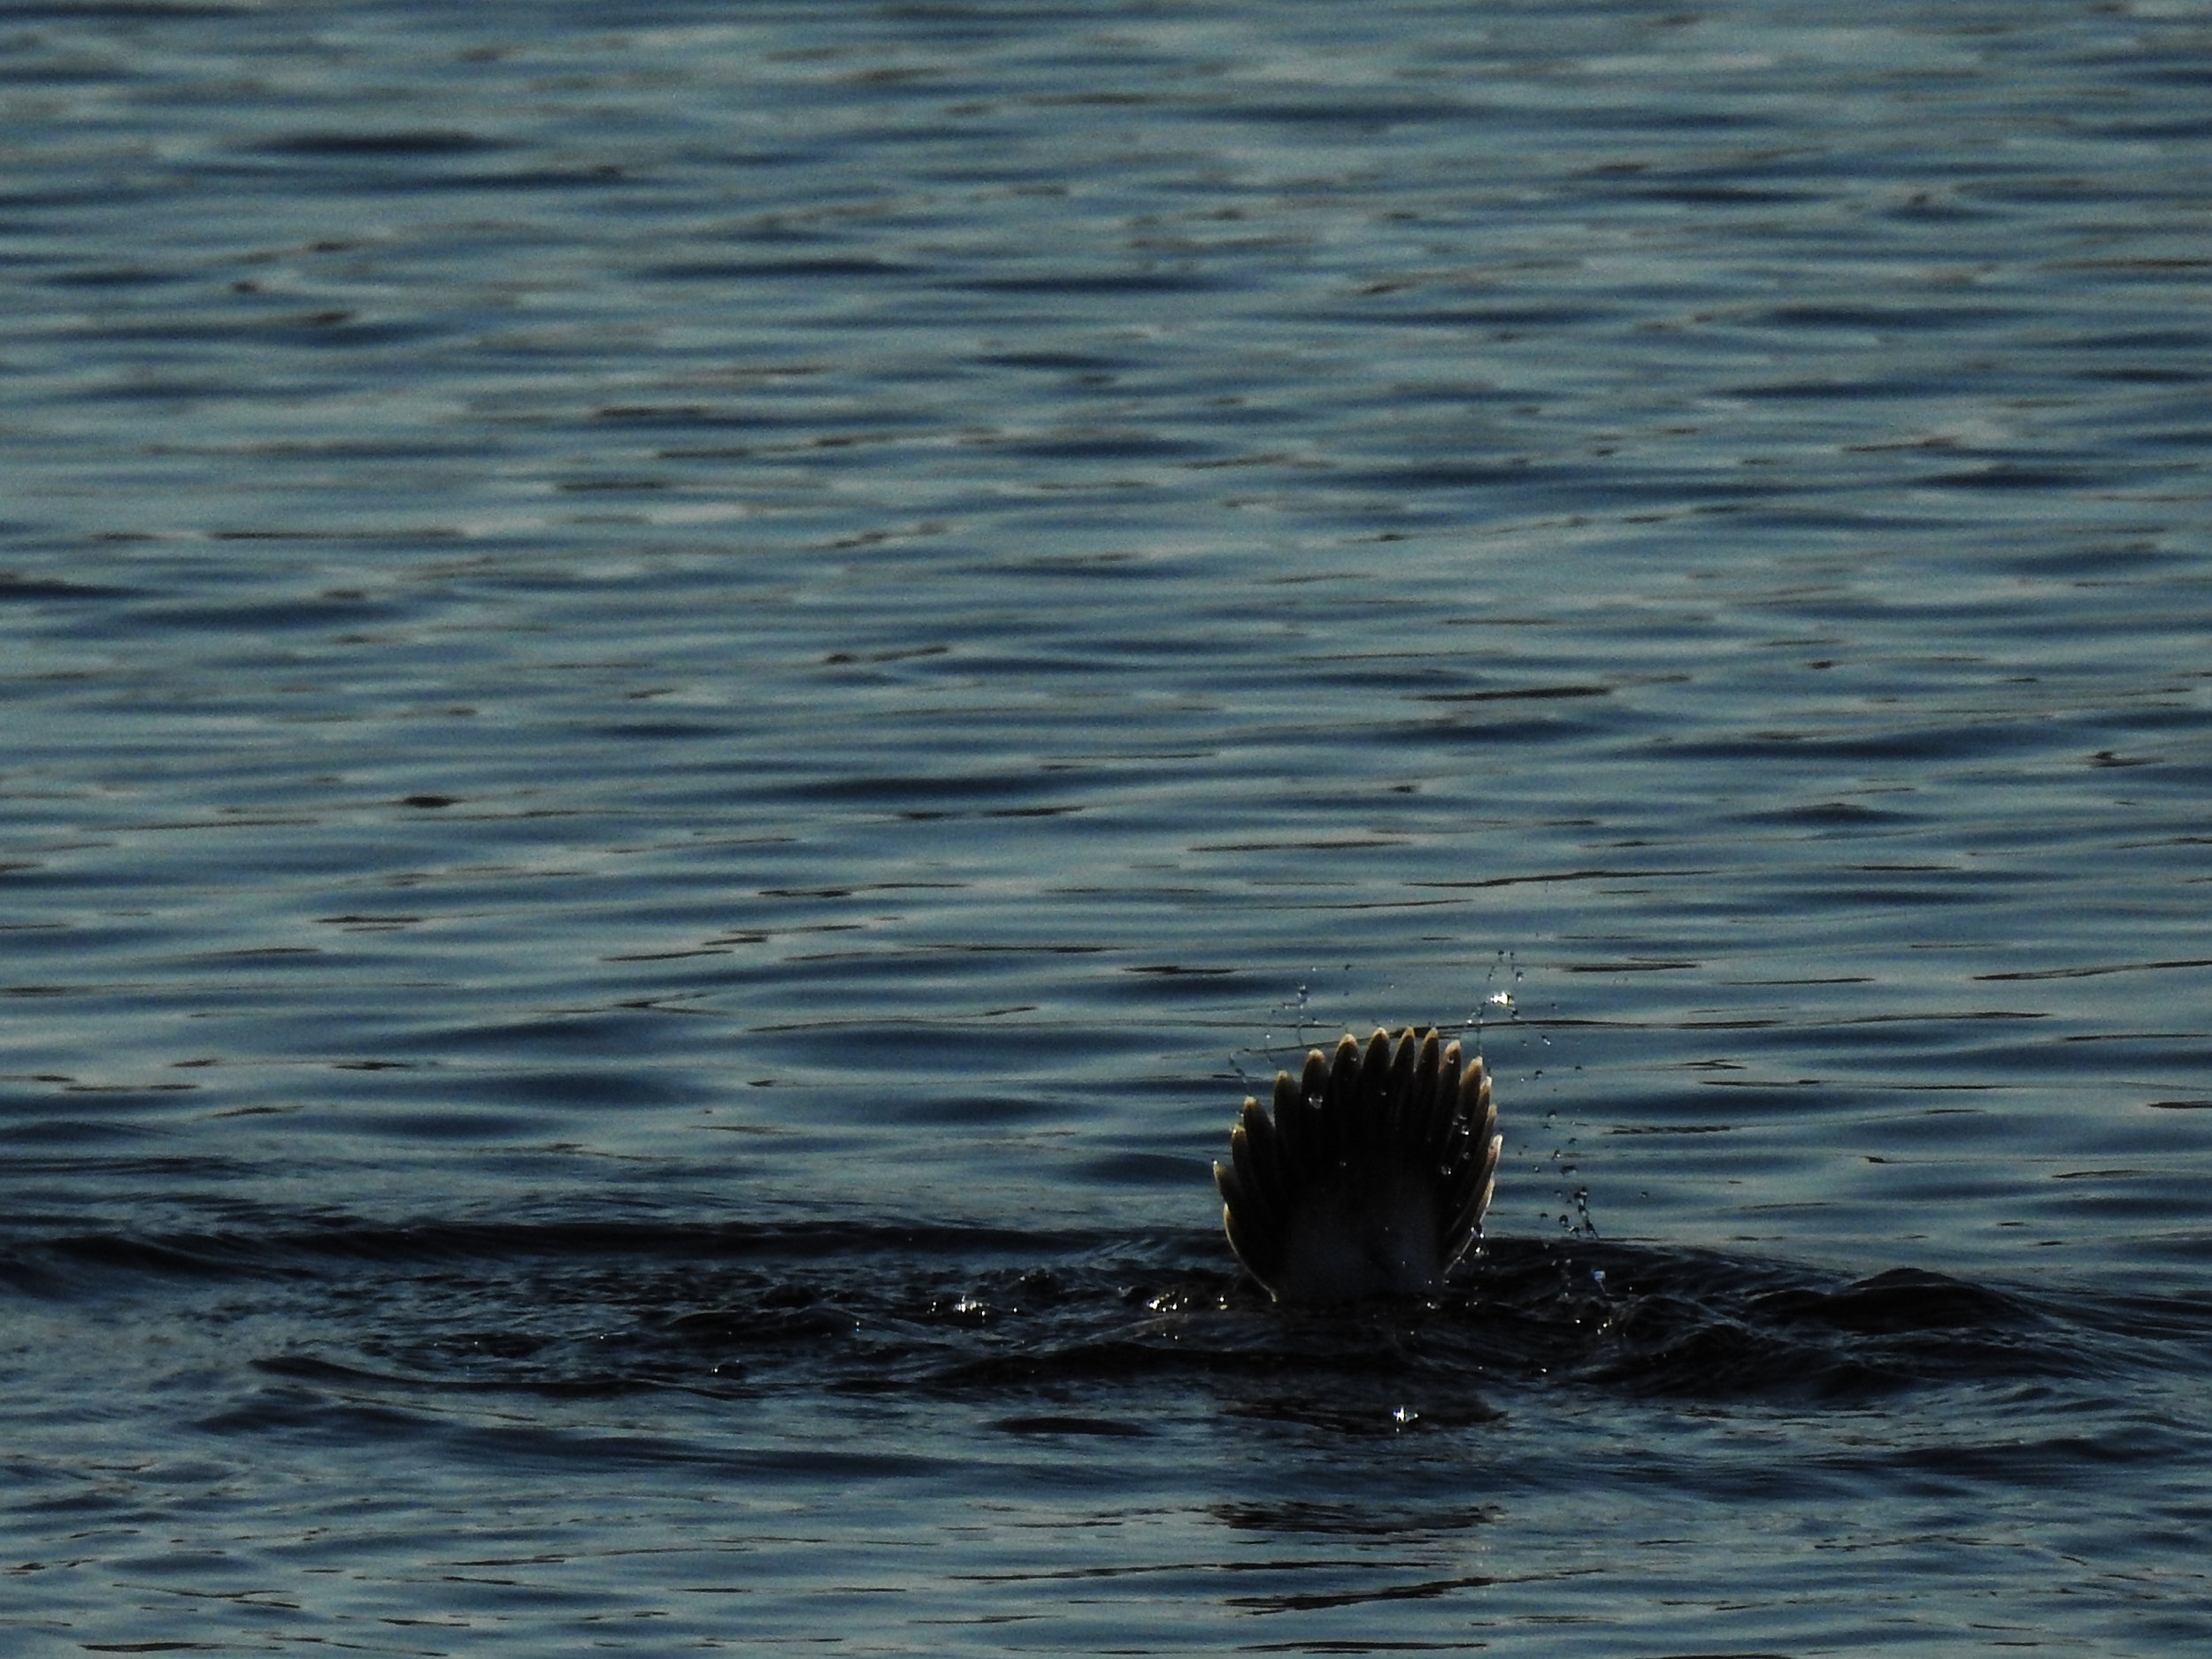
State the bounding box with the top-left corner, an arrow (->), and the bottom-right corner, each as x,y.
6,1 -> 2212,1652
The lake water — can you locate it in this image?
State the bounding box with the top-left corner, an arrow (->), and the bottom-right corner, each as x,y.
5,1 -> 2211,1652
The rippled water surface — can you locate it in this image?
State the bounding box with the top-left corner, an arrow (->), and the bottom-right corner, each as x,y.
5,1 -> 2212,1653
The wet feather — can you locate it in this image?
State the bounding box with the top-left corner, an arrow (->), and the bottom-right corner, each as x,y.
1214,1025 -> 1502,1302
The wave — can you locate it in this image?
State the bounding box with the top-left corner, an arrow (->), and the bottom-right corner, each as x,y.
7,1218 -> 2184,1417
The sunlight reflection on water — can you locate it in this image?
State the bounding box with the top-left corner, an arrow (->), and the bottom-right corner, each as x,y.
4,0 -> 2211,1653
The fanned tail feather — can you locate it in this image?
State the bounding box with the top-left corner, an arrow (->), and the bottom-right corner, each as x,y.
1214,1025 -> 1503,1302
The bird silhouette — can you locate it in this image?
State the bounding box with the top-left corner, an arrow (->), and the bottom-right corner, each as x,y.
1215,1025 -> 1501,1302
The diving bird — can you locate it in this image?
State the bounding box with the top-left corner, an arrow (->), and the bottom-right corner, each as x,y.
1215,1025 -> 1501,1302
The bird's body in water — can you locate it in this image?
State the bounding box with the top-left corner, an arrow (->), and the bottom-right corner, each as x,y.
1215,1026 -> 1501,1302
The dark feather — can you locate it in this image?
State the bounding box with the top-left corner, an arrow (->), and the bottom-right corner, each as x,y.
1213,1025 -> 1503,1302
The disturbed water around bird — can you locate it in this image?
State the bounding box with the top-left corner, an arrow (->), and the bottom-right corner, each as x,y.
5,2 -> 2212,1652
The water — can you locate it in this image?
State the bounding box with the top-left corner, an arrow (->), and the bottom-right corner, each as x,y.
5,0 -> 2211,1651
